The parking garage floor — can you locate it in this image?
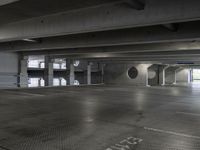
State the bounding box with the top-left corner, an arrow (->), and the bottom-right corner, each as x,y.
0,85 -> 200,150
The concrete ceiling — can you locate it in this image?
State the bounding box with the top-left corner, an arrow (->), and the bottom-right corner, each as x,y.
1,0 -> 200,64
0,0 -> 144,24
2,0 -> 200,42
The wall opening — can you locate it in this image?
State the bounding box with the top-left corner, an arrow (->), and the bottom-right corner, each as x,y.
128,67 -> 138,79
53,78 -> 67,86
28,78 -> 45,87
192,69 -> 200,82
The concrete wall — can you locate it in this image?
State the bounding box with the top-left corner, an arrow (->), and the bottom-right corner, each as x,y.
76,71 -> 102,85
0,52 -> 19,88
148,65 -> 159,86
104,63 -> 189,86
165,68 -> 176,84
104,63 -> 151,86
158,66 -> 189,85
176,69 -> 189,83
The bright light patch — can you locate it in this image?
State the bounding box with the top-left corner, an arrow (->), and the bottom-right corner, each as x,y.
74,60 -> 80,67
74,80 -> 80,85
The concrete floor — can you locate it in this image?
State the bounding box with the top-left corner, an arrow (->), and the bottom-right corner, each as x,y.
0,85 -> 200,150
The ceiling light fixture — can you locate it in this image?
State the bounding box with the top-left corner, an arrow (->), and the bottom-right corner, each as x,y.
23,39 -> 37,42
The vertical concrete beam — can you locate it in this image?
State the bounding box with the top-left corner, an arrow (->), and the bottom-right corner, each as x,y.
162,69 -> 165,86
44,56 -> 54,86
59,78 -> 62,86
69,60 -> 75,85
188,68 -> 192,83
19,56 -> 28,87
191,69 -> 193,82
39,62 -> 43,68
162,65 -> 170,86
87,62 -> 92,85
65,59 -> 69,85
38,78 -> 42,87
101,64 -> 105,84
146,66 -> 150,87
174,69 -> 177,85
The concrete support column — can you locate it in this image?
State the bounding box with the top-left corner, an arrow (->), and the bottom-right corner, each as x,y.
188,68 -> 192,83
146,67 -> 150,87
69,60 -> 75,85
38,78 -> 42,87
87,62 -> 92,85
59,78 -> 62,86
174,69 -> 178,85
191,69 -> 193,82
19,56 -> 28,87
44,56 -> 54,86
101,64 -> 105,84
39,62 -> 43,68
162,65 -> 170,86
65,59 -> 69,85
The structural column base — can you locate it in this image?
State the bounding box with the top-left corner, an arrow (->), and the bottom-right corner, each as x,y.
19,74 -> 28,88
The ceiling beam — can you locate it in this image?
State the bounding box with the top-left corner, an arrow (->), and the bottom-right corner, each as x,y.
1,21 -> 200,51
123,0 -> 145,10
85,57 -> 200,62
21,41 -> 200,56
0,0 -> 19,6
1,0 -> 200,42
162,23 -> 179,32
50,53 -> 200,59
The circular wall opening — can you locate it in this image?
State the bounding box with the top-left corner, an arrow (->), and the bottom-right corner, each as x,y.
128,67 -> 138,79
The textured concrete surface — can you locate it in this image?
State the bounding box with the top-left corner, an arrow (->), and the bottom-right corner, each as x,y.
0,52 -> 19,88
0,85 -> 200,150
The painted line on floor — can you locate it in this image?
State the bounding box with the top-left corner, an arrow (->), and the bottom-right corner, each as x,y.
176,111 -> 200,117
6,91 -> 45,97
21,93 -> 45,97
105,137 -> 143,150
144,127 -> 200,140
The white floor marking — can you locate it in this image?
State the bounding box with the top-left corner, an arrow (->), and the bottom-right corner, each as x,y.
5,91 -> 45,97
176,111 -> 200,117
106,137 -> 143,150
18,92 -> 45,97
144,127 -> 200,139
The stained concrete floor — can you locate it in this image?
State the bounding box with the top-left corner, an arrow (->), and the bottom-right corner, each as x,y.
0,85 -> 200,150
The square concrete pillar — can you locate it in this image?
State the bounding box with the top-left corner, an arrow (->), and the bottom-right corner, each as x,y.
44,56 -> 54,86
188,68 -> 192,83
59,78 -> 62,86
162,69 -> 166,86
161,65 -> 170,86
174,70 -> 177,85
87,62 -> 92,85
65,59 -> 69,85
19,56 -> 28,87
101,64 -> 105,83
69,60 -> 75,85
146,68 -> 150,87
38,78 -> 42,87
